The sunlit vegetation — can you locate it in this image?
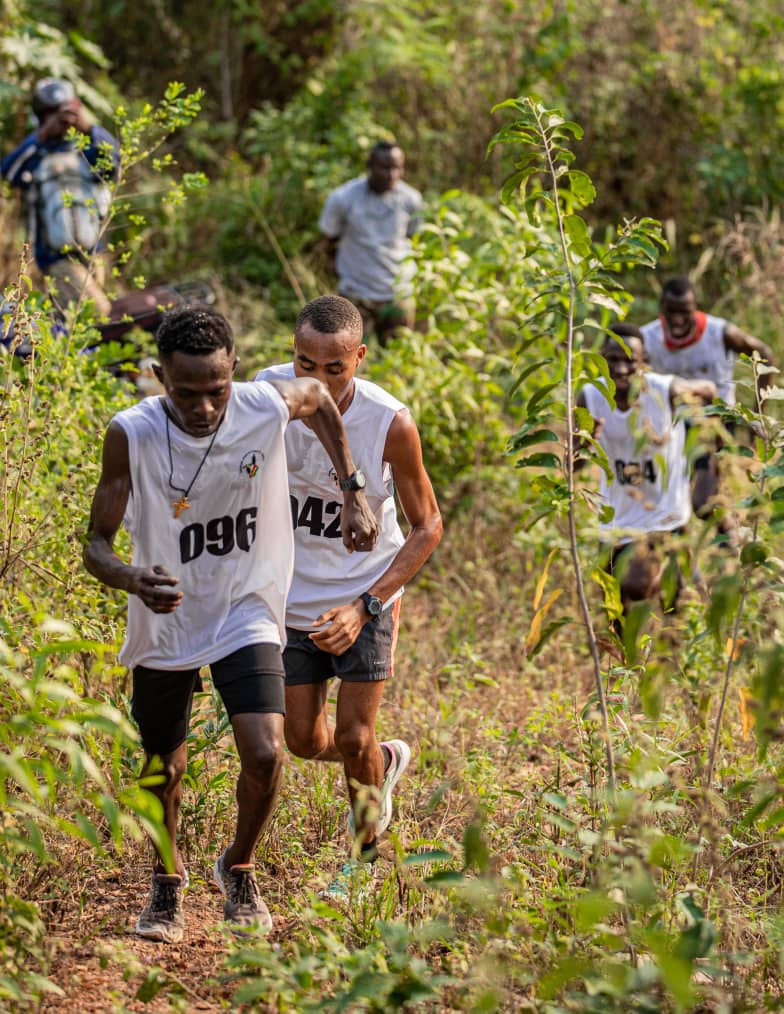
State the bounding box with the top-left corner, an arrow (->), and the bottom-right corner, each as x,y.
3,1 -> 784,1010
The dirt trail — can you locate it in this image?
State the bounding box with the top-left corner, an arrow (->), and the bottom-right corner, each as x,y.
42,872 -> 234,1012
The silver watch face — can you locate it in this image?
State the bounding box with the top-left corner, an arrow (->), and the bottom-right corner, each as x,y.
341,469 -> 366,491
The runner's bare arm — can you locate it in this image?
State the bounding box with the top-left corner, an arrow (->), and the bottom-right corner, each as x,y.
267,377 -> 378,552
723,322 -> 775,366
310,408 -> 442,655
83,422 -> 183,613
669,377 -> 717,407
316,234 -> 340,277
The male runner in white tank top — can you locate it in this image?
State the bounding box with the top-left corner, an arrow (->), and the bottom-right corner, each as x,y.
579,324 -> 716,613
641,277 -> 774,538
256,296 -> 442,887
83,306 -> 378,942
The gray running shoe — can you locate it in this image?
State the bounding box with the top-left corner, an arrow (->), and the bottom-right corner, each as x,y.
213,853 -> 272,933
135,873 -> 185,944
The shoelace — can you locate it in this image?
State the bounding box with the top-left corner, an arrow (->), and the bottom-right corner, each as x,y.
150,881 -> 180,914
229,869 -> 261,910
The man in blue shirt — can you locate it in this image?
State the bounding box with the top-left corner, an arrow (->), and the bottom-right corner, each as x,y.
2,78 -> 119,319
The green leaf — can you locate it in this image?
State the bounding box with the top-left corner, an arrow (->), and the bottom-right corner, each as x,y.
564,214 -> 591,257
567,170 -> 597,208
741,542 -> 767,566
463,821 -> 490,872
517,452 -> 561,469
509,359 -> 556,396
136,969 -> 168,1003
707,573 -> 742,640
509,429 -> 560,451
402,850 -> 454,866
526,382 -> 561,415
623,600 -> 651,664
591,568 -> 622,621
528,617 -> 571,657
575,891 -> 617,931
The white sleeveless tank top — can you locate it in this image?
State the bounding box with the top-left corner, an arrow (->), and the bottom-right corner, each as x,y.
641,314 -> 733,402
116,382 -> 293,670
582,372 -> 690,538
255,364 -> 406,629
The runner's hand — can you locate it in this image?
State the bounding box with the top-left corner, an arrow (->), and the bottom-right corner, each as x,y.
340,492 -> 379,553
129,565 -> 183,613
308,603 -> 365,655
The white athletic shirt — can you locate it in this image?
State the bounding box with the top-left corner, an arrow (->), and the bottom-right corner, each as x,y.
115,383 -> 293,670
582,372 -> 690,538
319,177 -> 422,302
641,314 -> 733,403
254,363 -> 406,629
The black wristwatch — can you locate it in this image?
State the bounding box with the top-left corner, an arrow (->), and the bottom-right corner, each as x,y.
359,592 -> 383,620
338,468 -> 366,491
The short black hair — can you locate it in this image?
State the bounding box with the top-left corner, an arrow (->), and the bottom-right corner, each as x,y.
156,306 -> 234,359
295,295 -> 363,341
609,321 -> 643,341
368,140 -> 401,163
661,276 -> 694,300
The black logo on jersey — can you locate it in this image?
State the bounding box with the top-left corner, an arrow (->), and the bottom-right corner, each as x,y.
240,450 -> 264,478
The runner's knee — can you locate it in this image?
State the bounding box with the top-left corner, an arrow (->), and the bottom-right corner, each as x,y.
240,737 -> 283,782
335,721 -> 375,762
144,750 -> 187,791
285,721 -> 328,759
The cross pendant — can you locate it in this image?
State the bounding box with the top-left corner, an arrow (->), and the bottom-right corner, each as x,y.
172,496 -> 191,519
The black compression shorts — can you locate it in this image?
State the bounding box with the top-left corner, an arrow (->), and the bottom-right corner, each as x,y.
132,642 -> 285,757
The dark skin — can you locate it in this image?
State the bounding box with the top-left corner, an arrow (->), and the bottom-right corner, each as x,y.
37,97 -> 92,142
83,346 -> 379,876
661,291 -> 774,365
579,337 -> 716,609
661,289 -> 775,519
284,322 -> 442,846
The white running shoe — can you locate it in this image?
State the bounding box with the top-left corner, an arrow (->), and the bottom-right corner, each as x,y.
377,739 -> 411,834
348,739 -> 411,838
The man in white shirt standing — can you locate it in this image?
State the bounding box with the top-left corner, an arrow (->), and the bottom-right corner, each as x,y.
256,295 -> 442,886
319,142 -> 422,345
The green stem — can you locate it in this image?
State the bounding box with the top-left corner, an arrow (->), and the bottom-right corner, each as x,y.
704,358 -> 767,789
529,100 -> 616,793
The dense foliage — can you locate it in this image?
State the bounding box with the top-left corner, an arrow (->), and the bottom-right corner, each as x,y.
3,1 -> 784,1011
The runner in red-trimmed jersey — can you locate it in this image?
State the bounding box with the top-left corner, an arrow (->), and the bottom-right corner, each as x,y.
256,295 -> 442,887
641,276 -> 775,540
